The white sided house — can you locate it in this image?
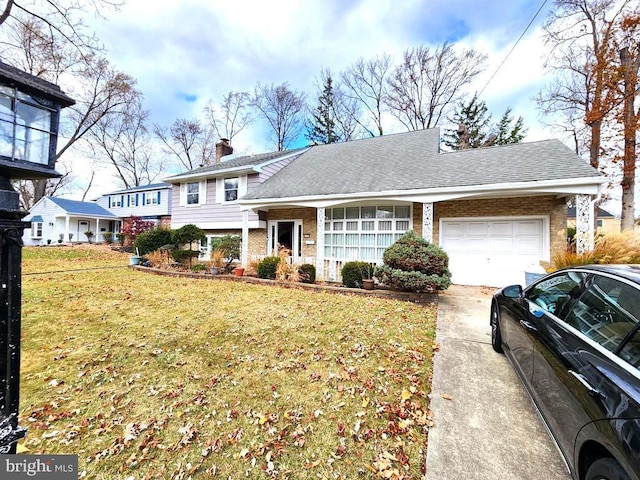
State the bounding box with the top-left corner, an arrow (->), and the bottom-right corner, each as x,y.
96,182 -> 172,229
23,196 -> 121,245
166,129 -> 605,287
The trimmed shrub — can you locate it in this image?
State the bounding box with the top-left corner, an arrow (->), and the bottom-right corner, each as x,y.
257,256 -> 280,279
103,232 -> 114,244
341,261 -> 373,288
374,230 -> 451,292
299,264 -> 316,284
134,228 -> 173,256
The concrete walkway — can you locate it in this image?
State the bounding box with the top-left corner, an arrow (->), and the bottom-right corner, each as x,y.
426,285 -> 571,480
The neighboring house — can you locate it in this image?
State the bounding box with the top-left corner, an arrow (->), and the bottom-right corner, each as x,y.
568,206 -> 619,234
97,183 -> 172,231
168,128 -> 605,287
23,197 -> 121,246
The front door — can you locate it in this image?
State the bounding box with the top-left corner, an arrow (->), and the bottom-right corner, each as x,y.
267,220 -> 302,258
78,220 -> 90,241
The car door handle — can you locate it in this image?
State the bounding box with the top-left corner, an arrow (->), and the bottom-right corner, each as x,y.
568,370 -> 606,399
519,320 -> 538,331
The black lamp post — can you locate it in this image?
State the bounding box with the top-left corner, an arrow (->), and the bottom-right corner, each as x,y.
0,61 -> 74,454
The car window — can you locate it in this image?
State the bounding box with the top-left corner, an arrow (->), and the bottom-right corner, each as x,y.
527,271 -> 586,318
564,276 -> 638,354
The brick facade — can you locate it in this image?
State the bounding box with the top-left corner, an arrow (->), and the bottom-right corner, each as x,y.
413,195 -> 568,259
248,196 -> 568,262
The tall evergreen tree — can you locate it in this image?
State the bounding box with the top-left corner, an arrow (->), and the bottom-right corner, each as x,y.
306,72 -> 340,144
442,94 -> 491,149
494,108 -> 526,145
443,94 -> 527,150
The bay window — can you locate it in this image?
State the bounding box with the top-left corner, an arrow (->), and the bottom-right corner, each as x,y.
324,205 -> 411,262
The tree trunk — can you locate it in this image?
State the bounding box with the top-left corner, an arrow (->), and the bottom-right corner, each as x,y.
620,47 -> 639,231
589,118 -> 602,170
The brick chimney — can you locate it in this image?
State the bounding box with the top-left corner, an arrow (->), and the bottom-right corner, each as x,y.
215,138 -> 233,164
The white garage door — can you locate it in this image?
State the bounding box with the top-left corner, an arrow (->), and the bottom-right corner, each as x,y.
441,218 -> 545,287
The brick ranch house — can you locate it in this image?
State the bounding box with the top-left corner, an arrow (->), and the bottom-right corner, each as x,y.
166,129 -> 605,287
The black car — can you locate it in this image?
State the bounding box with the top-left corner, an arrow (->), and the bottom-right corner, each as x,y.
491,265 -> 640,480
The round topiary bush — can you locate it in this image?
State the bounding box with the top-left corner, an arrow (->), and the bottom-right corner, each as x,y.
298,263 -> 316,284
374,230 -> 451,292
257,256 -> 280,279
341,261 -> 372,288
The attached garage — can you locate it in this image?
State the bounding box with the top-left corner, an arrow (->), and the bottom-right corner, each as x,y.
441,217 -> 547,287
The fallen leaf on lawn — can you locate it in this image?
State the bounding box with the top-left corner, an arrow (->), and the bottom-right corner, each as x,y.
441,393 -> 453,400
401,389 -> 412,401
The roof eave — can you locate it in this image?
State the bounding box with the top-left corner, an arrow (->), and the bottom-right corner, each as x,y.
239,177 -> 606,210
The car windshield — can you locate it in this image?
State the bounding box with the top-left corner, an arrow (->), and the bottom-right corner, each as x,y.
526,271 -> 587,317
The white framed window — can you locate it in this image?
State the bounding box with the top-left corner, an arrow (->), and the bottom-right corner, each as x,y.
145,192 -> 158,205
324,205 -> 411,262
110,196 -> 121,208
31,222 -> 43,238
180,180 -> 207,206
224,177 -> 239,202
187,182 -> 199,204
215,175 -> 247,203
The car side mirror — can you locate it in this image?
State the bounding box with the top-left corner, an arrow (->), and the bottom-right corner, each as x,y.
503,285 -> 523,299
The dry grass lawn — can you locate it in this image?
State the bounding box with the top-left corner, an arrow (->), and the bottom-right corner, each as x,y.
19,245 -> 437,479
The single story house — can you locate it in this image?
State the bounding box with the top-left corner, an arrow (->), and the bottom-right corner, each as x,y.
23,196 -> 121,245
168,128 -> 605,287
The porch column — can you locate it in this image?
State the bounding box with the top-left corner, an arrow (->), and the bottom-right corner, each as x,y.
95,218 -> 100,243
65,215 -> 70,242
241,210 -> 249,267
575,194 -> 594,253
316,208 -> 325,280
422,202 -> 434,243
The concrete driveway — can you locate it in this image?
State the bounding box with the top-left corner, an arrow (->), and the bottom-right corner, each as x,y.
425,285 -> 571,480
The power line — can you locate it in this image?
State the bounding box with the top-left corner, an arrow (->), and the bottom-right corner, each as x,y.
477,0 -> 549,98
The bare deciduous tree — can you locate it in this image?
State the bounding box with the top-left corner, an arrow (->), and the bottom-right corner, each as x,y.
341,54 -> 392,136
204,91 -> 253,145
154,118 -> 214,171
88,96 -> 163,189
385,42 -> 487,131
537,0 -> 628,170
252,82 -> 306,151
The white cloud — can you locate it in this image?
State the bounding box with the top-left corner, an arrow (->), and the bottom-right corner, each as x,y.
65,0 -> 562,198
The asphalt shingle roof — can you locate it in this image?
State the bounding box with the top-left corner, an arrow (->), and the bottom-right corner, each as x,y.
242,129 -> 601,200
48,197 -> 118,217
167,148 -> 307,180
105,182 -> 171,194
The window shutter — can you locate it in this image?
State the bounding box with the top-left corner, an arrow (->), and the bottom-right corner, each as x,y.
199,180 -> 207,205
239,175 -> 248,198
215,178 -> 223,203
136,194 -> 139,206
142,193 -> 146,205
120,195 -> 124,206
157,191 -> 161,204
127,195 -> 130,207
179,183 -> 186,206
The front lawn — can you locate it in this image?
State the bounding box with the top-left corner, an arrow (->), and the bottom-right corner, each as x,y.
20,245 -> 437,479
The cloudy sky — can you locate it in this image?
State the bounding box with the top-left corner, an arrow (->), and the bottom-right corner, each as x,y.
76,0 -> 557,197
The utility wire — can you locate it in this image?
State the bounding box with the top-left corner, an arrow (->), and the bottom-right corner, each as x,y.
477,0 -> 549,97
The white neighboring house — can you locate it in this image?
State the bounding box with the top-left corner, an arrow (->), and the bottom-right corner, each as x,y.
96,183 -> 172,229
23,197 -> 121,246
